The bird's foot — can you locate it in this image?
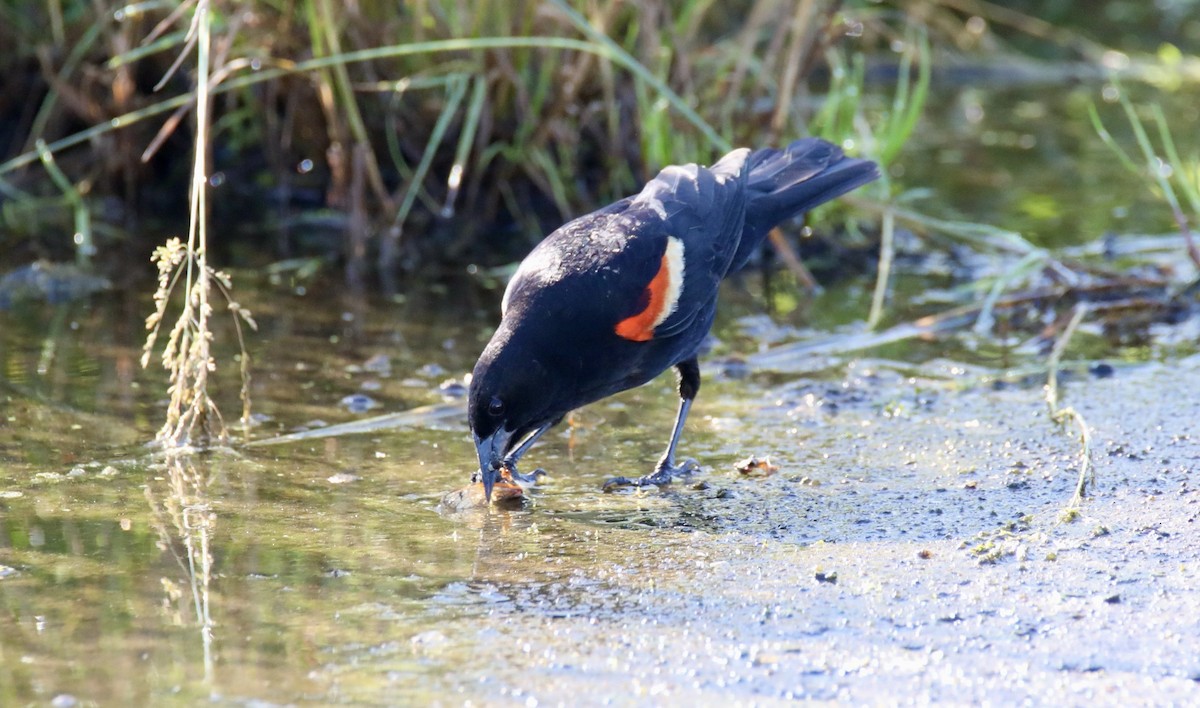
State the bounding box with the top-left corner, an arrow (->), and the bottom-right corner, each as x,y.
472,462 -> 546,487
508,466 -> 547,485
603,458 -> 700,492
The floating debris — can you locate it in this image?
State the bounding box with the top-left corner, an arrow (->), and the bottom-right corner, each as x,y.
440,463 -> 527,511
247,402 -> 463,447
439,481 -> 525,511
734,455 -> 779,477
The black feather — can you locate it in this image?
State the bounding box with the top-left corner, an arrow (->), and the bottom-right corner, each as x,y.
729,138 -> 880,274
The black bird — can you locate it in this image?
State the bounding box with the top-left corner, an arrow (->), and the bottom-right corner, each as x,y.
469,138 -> 879,499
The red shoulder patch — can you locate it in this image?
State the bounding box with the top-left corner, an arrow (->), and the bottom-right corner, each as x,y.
615,237 -> 685,342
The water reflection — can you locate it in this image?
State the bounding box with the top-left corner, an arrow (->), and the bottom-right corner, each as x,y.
145,452 -> 216,689
2,77 -> 1198,702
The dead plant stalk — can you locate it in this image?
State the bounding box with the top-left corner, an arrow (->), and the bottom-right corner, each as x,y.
141,0 -> 256,448
1045,304 -> 1095,509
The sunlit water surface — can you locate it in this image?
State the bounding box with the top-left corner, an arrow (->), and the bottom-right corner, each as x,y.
3,81 -> 1200,705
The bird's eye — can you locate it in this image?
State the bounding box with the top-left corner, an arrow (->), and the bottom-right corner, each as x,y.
487,397 -> 505,417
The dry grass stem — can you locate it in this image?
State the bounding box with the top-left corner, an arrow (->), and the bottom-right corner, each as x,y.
1045,304 -> 1096,510
141,0 -> 256,448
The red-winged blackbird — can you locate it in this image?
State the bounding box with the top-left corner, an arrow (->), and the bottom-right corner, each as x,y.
469,138 -> 879,499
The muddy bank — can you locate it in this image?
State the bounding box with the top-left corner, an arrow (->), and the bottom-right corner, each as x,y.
322,355 -> 1200,705
3,298 -> 1199,705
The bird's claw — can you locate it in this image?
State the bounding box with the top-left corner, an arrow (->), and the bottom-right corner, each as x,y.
508,467 -> 547,484
603,458 -> 700,492
473,463 -> 546,487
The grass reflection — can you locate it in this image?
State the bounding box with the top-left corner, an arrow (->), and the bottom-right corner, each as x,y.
145,452 -> 216,687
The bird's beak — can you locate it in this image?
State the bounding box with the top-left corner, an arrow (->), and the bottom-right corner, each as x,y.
474,428 -> 514,502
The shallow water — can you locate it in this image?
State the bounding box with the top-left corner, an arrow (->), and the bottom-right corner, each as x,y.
4,80 -> 1200,705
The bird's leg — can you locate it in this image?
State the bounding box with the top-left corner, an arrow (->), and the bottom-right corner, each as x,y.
501,422 -> 554,484
604,358 -> 701,491
658,357 -> 703,476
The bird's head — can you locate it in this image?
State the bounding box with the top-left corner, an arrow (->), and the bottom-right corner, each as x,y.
468,328 -> 559,500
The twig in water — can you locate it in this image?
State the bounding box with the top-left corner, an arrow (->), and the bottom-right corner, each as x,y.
767,227 -> 820,293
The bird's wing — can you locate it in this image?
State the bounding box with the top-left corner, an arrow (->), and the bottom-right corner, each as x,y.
499,149 -> 752,345
608,148 -> 751,342
500,197 -> 633,319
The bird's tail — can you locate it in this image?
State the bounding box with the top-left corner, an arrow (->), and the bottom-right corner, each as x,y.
728,138 -> 879,275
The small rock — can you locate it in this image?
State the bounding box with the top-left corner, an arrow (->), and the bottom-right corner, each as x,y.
418,363 -> 445,378
340,393 -> 379,413
410,630 -> 448,652
363,353 -> 392,374
438,379 -> 468,398
814,569 -> 838,584
714,357 -> 751,379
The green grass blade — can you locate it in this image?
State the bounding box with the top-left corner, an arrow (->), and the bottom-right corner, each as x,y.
391,74 -> 469,233
442,75 -> 488,218
106,29 -> 188,69
0,36 -> 729,178
35,139 -> 92,265
1086,100 -> 1140,176
1151,103 -> 1200,218
546,0 -> 729,154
